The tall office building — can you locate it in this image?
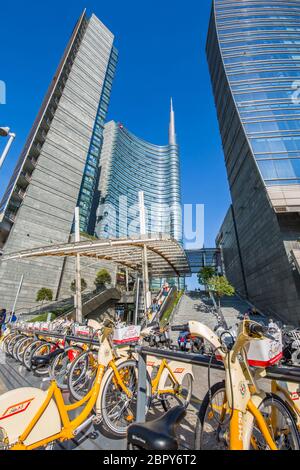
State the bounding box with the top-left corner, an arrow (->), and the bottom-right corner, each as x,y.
95,100 -> 182,244
0,11 -> 118,310
207,0 -> 300,324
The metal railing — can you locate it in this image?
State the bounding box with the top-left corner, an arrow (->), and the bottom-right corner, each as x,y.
134,345 -> 300,423
9,326 -> 300,426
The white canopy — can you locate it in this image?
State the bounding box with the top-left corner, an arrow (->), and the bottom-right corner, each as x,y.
1,233 -> 191,278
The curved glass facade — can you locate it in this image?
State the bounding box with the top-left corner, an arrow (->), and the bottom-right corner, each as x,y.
95,120 -> 182,242
214,0 -> 300,188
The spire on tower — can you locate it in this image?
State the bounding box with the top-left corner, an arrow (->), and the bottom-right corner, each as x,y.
169,97 -> 177,145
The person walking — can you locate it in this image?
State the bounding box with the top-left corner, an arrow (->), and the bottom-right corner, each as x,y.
0,309 -> 7,337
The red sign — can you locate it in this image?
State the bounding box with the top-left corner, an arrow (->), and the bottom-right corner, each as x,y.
0,398 -> 35,420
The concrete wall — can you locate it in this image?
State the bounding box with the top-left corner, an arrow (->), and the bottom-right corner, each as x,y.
0,15 -> 115,311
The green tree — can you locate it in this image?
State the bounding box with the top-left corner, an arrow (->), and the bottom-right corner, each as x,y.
197,266 -> 216,290
36,287 -> 53,304
70,278 -> 87,293
94,269 -> 112,290
207,275 -> 235,310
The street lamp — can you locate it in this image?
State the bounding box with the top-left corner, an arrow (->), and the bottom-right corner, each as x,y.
0,127 -> 16,169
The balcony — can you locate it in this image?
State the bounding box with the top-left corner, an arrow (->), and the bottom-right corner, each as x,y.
26,156 -> 38,169
41,116 -> 52,130
12,186 -> 26,201
36,129 -> 47,144
18,171 -> 32,187
6,211 -> 17,223
30,141 -> 42,158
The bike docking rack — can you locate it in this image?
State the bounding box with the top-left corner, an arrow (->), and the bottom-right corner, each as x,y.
134,345 -> 300,423
8,327 -> 300,427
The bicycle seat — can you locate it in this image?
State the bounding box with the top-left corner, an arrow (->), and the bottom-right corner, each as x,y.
127,406 -> 186,450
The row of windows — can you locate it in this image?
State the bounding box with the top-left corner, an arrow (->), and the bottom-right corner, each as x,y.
258,158 -> 300,181
225,53 -> 300,65
250,136 -> 300,154
229,70 -> 300,83
218,26 -> 300,37
232,81 -> 300,93
215,2 -> 300,12
218,15 -> 300,24
235,89 -> 295,102
245,119 -> 300,134
239,102 -> 300,113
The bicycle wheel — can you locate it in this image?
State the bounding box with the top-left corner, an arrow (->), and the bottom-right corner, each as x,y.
199,382 -> 300,450
12,336 -> 27,360
50,346 -> 83,390
68,350 -> 98,401
161,372 -> 193,411
7,334 -> 24,357
251,394 -> 300,450
1,332 -> 16,354
101,359 -> 151,436
198,381 -> 229,450
23,339 -> 44,370
16,337 -> 34,363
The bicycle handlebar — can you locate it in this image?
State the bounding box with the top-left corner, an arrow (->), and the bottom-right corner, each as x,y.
248,323 -> 264,336
171,324 -> 189,332
248,323 -> 276,341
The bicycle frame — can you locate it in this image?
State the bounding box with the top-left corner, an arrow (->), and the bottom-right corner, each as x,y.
188,320 -> 278,450
151,359 -> 179,395
1,334 -> 133,450
11,364 -> 105,450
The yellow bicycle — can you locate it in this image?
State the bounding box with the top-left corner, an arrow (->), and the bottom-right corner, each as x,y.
0,326 -> 148,449
172,320 -> 300,450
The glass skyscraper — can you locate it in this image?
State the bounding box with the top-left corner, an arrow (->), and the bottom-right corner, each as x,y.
207,0 -> 300,324
95,100 -> 182,243
214,0 -> 300,202
0,11 -> 117,310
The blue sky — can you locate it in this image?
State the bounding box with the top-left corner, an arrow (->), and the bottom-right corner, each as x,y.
0,0 -> 231,248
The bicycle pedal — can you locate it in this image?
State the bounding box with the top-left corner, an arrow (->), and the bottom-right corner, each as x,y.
92,414 -> 103,425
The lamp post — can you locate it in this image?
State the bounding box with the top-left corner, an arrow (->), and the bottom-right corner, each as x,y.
0,127 -> 16,169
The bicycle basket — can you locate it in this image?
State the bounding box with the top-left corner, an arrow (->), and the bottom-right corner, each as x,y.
246,329 -> 283,367
113,324 -> 141,345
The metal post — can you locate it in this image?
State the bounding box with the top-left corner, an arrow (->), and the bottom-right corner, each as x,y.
136,347 -> 147,423
139,192 -> 151,313
74,207 -> 83,323
11,274 -> 24,315
0,133 -> 16,169
125,267 -> 129,292
134,276 -> 140,325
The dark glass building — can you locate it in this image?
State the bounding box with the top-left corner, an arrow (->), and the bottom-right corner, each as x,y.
207,0 -> 300,324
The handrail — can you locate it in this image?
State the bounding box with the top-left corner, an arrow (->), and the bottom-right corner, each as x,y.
12,326 -> 300,383
134,344 -> 300,423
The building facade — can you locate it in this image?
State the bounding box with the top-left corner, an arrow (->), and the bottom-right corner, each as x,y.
95,100 -> 182,243
0,11 -> 118,310
207,0 -> 300,324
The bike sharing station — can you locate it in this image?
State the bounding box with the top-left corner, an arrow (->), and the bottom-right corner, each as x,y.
1,207 -> 300,450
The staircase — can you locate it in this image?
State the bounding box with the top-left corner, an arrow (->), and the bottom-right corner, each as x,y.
62,288 -> 121,320
170,291 -> 265,341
